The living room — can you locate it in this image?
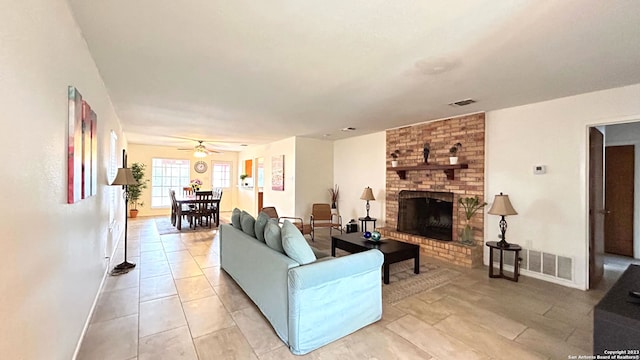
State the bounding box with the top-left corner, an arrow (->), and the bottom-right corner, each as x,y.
2,1 -> 640,359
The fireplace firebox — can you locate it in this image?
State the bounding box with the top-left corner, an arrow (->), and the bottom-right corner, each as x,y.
397,190 -> 453,241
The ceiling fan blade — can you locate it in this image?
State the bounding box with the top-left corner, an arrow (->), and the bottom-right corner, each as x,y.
204,147 -> 222,154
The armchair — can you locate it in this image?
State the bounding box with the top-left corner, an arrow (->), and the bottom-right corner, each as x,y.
310,203 -> 342,241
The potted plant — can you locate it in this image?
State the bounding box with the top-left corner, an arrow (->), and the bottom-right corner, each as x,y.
128,162 -> 148,218
329,184 -> 339,211
390,150 -> 400,167
449,142 -> 462,164
458,196 -> 487,245
239,174 -> 249,186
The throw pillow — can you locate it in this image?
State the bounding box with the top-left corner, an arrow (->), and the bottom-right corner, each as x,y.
240,211 -> 256,237
254,211 -> 270,242
281,220 -> 316,265
264,219 -> 284,253
231,208 -> 242,229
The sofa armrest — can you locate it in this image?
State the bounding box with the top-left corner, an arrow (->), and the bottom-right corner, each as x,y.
287,250 -> 383,355
288,249 -> 382,289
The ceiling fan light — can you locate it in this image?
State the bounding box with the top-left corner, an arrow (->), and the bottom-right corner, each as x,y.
194,149 -> 207,157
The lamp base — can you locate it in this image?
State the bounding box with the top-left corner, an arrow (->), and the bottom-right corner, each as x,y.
111,261 -> 136,275
363,216 -> 372,220
496,239 -> 510,248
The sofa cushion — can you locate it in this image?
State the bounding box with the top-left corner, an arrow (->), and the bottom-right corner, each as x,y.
231,208 -> 242,229
281,220 -> 316,265
264,219 -> 284,253
241,211 -> 256,237
254,211 -> 270,242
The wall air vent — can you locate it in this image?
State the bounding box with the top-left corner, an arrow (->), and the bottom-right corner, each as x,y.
448,99 -> 476,107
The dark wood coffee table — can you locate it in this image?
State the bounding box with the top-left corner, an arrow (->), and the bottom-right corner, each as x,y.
331,232 -> 420,284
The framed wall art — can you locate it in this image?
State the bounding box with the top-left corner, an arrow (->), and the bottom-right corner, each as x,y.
271,155 -> 284,191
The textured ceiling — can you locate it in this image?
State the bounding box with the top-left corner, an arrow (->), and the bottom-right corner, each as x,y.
67,0 -> 640,151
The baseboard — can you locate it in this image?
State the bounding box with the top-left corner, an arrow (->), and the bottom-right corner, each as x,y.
72,228 -> 123,359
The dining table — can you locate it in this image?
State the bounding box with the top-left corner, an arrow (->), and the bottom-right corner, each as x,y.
174,195 -> 221,230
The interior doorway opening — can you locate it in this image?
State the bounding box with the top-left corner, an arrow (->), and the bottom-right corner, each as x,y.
588,121 -> 640,289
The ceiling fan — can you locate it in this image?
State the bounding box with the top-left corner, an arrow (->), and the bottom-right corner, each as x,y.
177,140 -> 221,157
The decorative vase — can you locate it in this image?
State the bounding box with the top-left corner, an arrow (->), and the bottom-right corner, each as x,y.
371,231 -> 381,241
423,149 -> 430,164
461,221 -> 474,245
363,231 -> 372,239
449,156 -> 458,165
391,160 -> 398,167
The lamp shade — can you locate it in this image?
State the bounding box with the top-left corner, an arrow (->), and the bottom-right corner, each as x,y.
111,168 -> 138,186
360,187 -> 375,201
488,193 -> 518,216
194,149 -> 207,158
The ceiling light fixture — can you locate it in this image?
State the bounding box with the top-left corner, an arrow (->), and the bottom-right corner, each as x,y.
194,145 -> 208,157
341,127 -> 356,132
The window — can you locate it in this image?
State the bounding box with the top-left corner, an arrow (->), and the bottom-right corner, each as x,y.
211,161 -> 232,188
151,158 -> 190,208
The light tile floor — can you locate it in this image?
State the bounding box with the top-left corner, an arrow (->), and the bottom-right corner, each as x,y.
77,215 -> 639,359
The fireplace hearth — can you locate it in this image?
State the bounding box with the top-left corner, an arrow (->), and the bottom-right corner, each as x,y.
397,190 -> 453,241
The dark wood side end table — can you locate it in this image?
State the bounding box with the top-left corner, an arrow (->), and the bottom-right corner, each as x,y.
486,241 -> 522,282
358,217 -> 377,232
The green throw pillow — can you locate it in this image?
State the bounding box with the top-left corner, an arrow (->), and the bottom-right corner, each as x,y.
231,208 -> 242,229
281,220 -> 316,265
264,219 -> 284,253
254,211 -> 270,242
240,211 -> 256,237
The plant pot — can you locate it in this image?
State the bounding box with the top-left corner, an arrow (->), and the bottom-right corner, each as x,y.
449,157 -> 459,165
391,160 -> 398,167
129,209 -> 139,218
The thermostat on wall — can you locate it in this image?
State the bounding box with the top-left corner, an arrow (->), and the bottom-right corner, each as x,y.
533,165 -> 546,174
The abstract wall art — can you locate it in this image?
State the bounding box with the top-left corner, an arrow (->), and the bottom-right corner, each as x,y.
68,86 -> 98,203
271,155 -> 284,191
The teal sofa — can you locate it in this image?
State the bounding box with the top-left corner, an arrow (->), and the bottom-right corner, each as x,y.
220,223 -> 383,355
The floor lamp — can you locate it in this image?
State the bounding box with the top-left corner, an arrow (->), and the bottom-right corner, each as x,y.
110,168 -> 138,275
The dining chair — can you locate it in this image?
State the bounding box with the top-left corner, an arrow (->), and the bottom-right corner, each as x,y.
310,203 -> 342,241
191,191 -> 214,228
170,189 -> 193,226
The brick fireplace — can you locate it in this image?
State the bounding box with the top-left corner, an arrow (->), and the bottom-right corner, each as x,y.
379,113 -> 485,267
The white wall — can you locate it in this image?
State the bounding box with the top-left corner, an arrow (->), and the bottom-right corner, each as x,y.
295,138 -> 334,220
333,132 -> 387,226
486,83 -> 640,290
605,122 -> 640,259
238,137 -> 297,216
0,1 -> 126,358
128,144 -> 239,216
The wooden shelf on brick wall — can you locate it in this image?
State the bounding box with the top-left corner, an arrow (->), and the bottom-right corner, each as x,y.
388,163 -> 469,180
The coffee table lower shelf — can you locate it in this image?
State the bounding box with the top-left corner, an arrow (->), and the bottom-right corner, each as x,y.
331,232 -> 420,284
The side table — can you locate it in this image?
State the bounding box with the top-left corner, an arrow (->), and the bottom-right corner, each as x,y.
358,217 -> 377,232
486,241 -> 522,282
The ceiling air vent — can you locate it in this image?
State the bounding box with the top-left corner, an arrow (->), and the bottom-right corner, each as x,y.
448,99 -> 476,107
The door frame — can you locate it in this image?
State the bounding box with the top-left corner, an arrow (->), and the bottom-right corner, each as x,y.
586,116 -> 640,288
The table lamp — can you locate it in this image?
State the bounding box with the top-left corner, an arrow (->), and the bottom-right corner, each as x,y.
360,187 -> 375,220
110,167 -> 139,274
488,192 -> 518,248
